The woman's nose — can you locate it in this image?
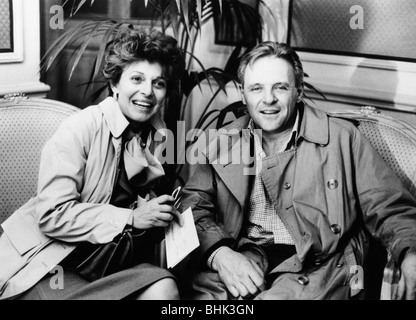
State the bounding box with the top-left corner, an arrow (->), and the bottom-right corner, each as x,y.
140,81 -> 154,97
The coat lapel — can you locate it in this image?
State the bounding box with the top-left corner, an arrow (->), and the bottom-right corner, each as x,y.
204,116 -> 253,209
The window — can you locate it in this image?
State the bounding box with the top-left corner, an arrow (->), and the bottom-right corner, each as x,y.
288,0 -> 416,62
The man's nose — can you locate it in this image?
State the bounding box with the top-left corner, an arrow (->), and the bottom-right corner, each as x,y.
263,89 -> 277,104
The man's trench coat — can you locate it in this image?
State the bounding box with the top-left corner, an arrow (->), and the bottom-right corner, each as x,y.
180,104 -> 416,300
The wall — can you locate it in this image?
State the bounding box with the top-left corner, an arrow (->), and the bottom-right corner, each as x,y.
37,0 -> 416,127
0,0 -> 50,97
300,53 -> 416,125
282,0 -> 416,126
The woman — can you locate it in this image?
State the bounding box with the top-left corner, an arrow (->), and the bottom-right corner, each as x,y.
0,26 -> 185,300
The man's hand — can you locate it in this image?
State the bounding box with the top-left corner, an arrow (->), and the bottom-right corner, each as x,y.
211,247 -> 266,299
398,250 -> 416,299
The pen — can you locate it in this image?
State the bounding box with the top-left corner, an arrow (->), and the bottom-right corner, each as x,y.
172,186 -> 182,209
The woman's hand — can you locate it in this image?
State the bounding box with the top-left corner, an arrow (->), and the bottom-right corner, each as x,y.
131,195 -> 184,230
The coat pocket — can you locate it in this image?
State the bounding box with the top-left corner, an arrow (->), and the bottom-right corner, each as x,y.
1,198 -> 44,256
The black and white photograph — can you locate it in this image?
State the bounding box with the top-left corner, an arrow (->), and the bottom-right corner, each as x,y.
1,0 -> 416,314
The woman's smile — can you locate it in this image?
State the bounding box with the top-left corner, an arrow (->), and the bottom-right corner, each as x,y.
132,99 -> 154,111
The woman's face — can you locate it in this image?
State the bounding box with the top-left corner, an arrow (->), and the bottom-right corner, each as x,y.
113,60 -> 167,125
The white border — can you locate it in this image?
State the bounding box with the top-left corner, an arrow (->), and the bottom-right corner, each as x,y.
0,0 -> 23,63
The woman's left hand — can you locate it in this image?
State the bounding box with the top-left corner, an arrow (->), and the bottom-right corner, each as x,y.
131,195 -> 184,230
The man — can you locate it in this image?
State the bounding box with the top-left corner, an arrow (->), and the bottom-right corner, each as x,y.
179,41 -> 416,300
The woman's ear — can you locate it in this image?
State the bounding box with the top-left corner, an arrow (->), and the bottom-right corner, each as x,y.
111,83 -> 119,100
297,87 -> 304,103
110,82 -> 117,94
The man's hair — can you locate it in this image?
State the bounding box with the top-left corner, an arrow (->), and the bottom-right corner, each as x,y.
103,26 -> 185,93
237,41 -> 304,89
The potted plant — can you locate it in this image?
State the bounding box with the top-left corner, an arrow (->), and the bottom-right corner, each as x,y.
40,0 -> 322,190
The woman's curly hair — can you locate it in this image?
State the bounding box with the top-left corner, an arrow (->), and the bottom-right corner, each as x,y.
103,26 -> 185,93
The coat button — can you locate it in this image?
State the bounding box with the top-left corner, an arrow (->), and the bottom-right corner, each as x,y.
327,179 -> 338,190
298,275 -> 309,285
330,224 -> 341,234
336,262 -> 344,268
284,182 -> 291,190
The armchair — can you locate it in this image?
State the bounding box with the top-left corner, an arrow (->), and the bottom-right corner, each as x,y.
328,106 -> 416,300
0,95 -> 80,233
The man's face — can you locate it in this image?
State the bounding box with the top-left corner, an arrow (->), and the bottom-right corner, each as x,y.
242,56 -> 302,137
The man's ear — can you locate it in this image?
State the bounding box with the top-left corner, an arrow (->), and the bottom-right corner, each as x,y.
239,84 -> 246,105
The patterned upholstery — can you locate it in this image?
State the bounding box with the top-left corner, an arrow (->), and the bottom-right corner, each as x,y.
0,96 -> 79,233
329,106 -> 416,197
329,106 -> 416,299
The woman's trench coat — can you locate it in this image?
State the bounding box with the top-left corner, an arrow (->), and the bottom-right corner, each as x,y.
180,104 -> 416,300
0,97 -> 166,299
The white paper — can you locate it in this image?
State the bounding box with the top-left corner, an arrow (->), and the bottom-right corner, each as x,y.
165,207 -> 200,269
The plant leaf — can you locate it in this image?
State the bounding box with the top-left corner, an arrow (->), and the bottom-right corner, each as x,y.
41,21 -> 97,72
168,1 -> 180,39
68,21 -> 107,80
175,0 -> 181,12
73,0 -> 88,16
180,0 -> 192,45
194,87 -> 222,129
196,0 -> 202,25
215,100 -> 246,129
198,109 -> 221,131
92,21 -> 121,82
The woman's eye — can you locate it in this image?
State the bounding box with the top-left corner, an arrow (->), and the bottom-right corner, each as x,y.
132,76 -> 144,83
153,80 -> 167,89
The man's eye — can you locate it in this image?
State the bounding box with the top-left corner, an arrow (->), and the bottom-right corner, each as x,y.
275,85 -> 288,91
250,86 -> 261,92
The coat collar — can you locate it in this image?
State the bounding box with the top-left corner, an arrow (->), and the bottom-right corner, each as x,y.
297,103 -> 329,146
99,97 -> 167,139
202,104 -> 330,209
204,115 -> 251,163
203,115 -> 253,209
205,102 -> 330,159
